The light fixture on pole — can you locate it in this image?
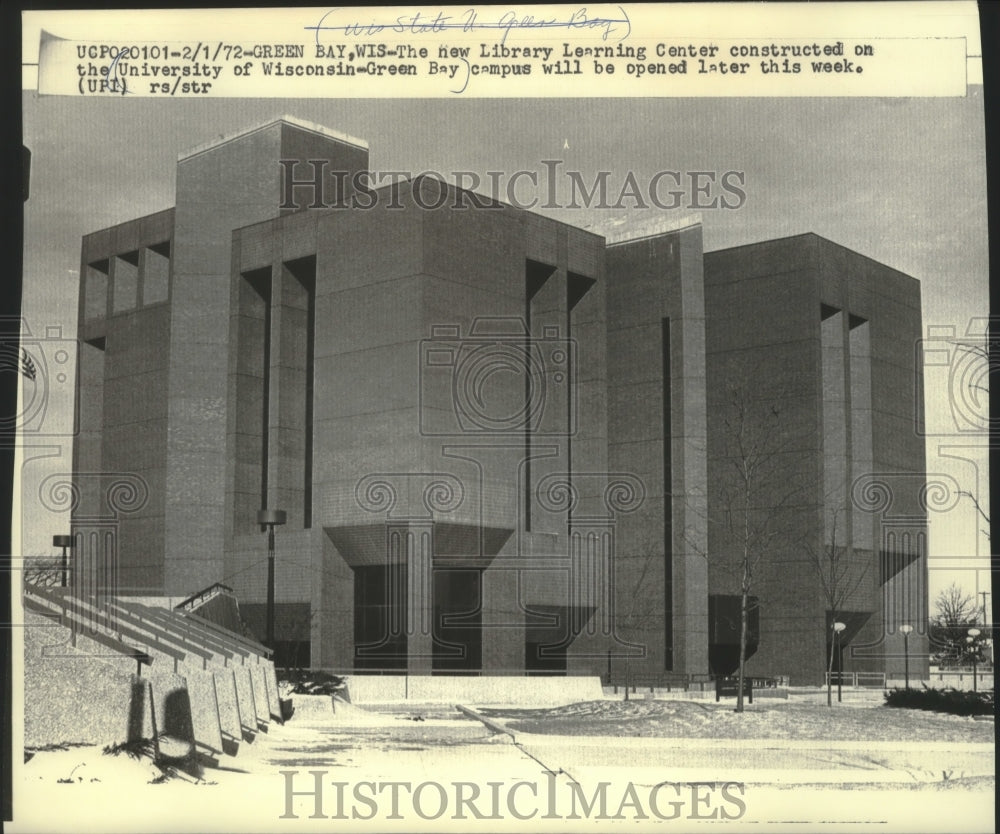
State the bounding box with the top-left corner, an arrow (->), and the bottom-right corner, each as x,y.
833,622 -> 847,702
967,627 -> 981,693
257,509 -> 286,649
899,624 -> 913,689
52,534 -> 73,588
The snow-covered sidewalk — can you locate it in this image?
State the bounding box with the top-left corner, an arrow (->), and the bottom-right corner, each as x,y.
8,695 -> 995,833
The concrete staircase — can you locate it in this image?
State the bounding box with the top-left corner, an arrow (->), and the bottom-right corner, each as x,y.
23,583 -> 282,767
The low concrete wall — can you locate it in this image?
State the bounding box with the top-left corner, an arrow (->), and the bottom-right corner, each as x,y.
213,667 -> 244,746
23,599 -> 278,764
249,664 -> 271,728
23,611 -> 155,748
263,660 -> 282,721
605,685 -> 790,701
233,665 -> 258,734
345,675 -> 605,705
182,667 -> 224,755
145,670 -> 196,760
892,673 -> 995,691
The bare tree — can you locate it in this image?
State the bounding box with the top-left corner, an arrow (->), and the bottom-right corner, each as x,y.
806,506 -> 870,706
22,556 -> 65,587
956,490 -> 990,542
953,340 -> 989,398
930,582 -> 981,666
285,607 -> 315,672
715,382 -> 805,712
612,545 -> 664,701
934,582 -> 981,626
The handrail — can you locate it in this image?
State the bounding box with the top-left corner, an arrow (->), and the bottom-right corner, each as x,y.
23,592 -> 153,666
185,611 -> 272,657
25,584 -> 188,662
104,598 -> 215,660
123,602 -> 242,660
824,671 -> 887,687
174,581 -> 235,612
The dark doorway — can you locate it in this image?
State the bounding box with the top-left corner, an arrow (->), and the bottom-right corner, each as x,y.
708,594 -> 759,676
353,563 -> 407,670
525,605 -> 569,675
432,568 -> 482,673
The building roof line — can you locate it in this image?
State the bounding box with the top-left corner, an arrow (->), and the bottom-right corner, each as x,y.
81,206 -> 175,242
233,173 -> 608,243
706,231 -> 921,283
178,115 -> 369,162
602,213 -> 702,247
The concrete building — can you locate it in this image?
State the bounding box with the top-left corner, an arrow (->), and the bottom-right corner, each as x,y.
703,235 -> 929,684
72,117 -> 928,683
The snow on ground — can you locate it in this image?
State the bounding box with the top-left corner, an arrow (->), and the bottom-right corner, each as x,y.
9,695 -> 995,833
478,698 -> 995,742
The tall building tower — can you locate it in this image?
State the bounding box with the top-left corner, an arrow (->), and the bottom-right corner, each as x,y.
703,234 -> 928,684
604,217 -> 710,681
73,117 -> 369,599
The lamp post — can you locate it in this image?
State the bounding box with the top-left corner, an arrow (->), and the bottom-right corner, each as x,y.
257,509 -> 286,649
52,534 -> 73,588
833,622 -> 846,702
967,627 -> 981,692
899,624 -> 913,689
978,592 -> 992,668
